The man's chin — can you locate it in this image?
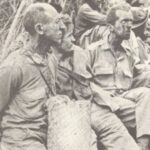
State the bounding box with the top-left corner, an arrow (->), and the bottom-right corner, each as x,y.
50,40 -> 62,46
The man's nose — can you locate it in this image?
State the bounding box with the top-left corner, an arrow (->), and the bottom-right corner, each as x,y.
71,35 -> 75,42
127,21 -> 132,29
59,20 -> 66,31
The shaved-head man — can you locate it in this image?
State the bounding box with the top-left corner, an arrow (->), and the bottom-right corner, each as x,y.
0,3 -> 65,150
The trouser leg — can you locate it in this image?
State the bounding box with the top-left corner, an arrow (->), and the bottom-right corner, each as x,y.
0,128 -> 46,150
91,102 -> 139,150
119,87 -> 150,138
0,140 -> 46,150
113,87 -> 150,150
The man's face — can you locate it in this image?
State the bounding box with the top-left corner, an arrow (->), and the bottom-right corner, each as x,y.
112,10 -> 133,40
41,9 -> 65,45
60,29 -> 75,53
56,18 -> 75,53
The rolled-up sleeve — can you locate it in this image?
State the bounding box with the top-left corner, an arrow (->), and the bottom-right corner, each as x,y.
80,6 -> 106,25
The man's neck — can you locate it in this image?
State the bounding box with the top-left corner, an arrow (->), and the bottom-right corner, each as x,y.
52,46 -> 73,63
108,32 -> 123,51
52,46 -> 64,62
27,35 -> 50,58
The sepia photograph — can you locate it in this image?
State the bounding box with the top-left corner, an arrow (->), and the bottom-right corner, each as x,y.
0,0 -> 150,150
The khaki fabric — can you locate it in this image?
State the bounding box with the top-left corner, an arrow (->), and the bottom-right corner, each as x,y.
55,46 -> 140,150
0,128 -> 46,150
91,102 -> 139,150
0,50 -> 57,149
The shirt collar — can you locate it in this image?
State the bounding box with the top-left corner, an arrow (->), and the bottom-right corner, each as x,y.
23,50 -> 48,66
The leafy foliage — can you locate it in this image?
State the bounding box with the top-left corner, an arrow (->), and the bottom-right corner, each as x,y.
0,0 -> 21,51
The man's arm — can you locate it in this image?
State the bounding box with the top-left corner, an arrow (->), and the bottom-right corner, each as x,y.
79,5 -> 106,25
0,66 -> 22,113
132,36 -> 150,75
133,53 -> 150,75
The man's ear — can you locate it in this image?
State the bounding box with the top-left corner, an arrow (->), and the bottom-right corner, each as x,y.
34,23 -> 44,35
108,24 -> 114,32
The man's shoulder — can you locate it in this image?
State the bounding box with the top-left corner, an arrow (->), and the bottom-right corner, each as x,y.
0,51 -> 25,79
79,3 -> 92,14
1,50 -> 28,68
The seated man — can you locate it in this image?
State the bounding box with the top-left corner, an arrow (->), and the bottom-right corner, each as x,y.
0,3 -> 65,150
88,3 -> 150,150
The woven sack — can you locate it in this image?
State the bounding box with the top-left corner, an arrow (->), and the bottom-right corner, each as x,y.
47,95 -> 91,150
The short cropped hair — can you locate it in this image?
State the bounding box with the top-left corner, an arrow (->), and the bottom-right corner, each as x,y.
23,3 -> 52,35
107,2 -> 131,25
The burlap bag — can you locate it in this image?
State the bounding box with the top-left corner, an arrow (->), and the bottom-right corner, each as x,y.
46,95 -> 91,150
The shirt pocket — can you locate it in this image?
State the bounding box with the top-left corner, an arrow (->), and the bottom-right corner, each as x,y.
93,67 -> 114,87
